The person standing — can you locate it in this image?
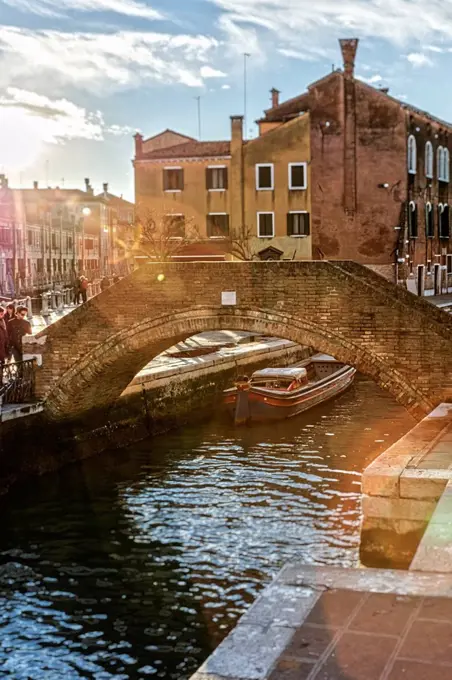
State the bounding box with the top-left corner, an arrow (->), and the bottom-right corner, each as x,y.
4,303 -> 15,325
7,306 -> 32,363
80,276 -> 89,303
0,306 -> 9,376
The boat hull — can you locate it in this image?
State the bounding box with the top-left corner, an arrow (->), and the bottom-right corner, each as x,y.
224,364 -> 356,424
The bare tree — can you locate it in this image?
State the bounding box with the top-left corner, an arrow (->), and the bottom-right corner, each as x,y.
130,210 -> 202,262
227,223 -> 257,261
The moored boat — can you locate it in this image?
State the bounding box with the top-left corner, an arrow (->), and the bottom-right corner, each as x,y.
224,354 -> 356,425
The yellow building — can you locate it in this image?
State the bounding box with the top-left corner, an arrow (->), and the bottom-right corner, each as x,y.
133,104 -> 311,260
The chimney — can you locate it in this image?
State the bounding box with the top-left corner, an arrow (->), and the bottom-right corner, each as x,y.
230,115 -> 243,146
339,38 -> 359,79
84,177 -> 90,192
134,132 -> 143,159
1,176 -> 8,189
270,88 -> 280,108
33,180 -> 38,190
103,182 -> 108,197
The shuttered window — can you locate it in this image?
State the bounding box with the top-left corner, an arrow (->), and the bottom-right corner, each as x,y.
163,168 -> 184,191
287,212 -> 310,236
207,214 -> 229,238
206,167 -> 228,190
257,212 -> 274,237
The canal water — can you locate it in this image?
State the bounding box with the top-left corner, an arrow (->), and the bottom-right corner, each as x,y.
0,375 -> 414,680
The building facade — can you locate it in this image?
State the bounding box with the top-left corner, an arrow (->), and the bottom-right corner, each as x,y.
134,39 -> 452,294
133,116 -> 311,261
0,176 -> 135,296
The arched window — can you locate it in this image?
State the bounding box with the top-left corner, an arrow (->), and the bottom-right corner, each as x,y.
408,135 -> 417,174
425,202 -> 434,238
444,148 -> 450,183
438,146 -> 445,180
440,203 -> 450,239
425,141 -> 433,178
408,200 -> 418,238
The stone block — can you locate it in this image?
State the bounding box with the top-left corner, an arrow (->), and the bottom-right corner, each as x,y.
193,623 -> 295,680
361,495 -> 436,522
240,584 -> 320,628
399,470 -> 449,500
361,455 -> 410,497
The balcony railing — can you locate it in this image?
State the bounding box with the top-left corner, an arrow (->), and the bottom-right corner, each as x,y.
0,359 -> 36,405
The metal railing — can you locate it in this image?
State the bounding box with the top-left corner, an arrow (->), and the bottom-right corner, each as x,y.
0,359 -> 36,405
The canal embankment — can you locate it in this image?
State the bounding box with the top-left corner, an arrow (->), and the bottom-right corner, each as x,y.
189,401 -> 452,680
0,333 -> 312,494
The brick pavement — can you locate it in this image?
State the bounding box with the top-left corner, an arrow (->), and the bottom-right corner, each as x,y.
191,566 -> 452,680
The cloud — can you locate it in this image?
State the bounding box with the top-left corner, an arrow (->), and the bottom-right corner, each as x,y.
211,0 -> 452,60
357,73 -> 383,84
0,87 -> 133,171
221,84 -> 231,89
200,65 -> 227,78
407,52 -> 433,67
2,0 -> 163,20
0,27 -> 220,92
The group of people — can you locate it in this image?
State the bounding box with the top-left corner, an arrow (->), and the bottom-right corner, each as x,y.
0,303 -> 32,368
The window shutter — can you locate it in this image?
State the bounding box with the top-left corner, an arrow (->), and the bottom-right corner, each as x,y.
303,213 -> 311,235
286,213 -> 291,236
223,168 -> 228,190
206,168 -> 212,190
163,170 -> 169,191
178,169 -> 184,190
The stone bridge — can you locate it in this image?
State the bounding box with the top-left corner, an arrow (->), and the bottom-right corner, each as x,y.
28,260 -> 452,421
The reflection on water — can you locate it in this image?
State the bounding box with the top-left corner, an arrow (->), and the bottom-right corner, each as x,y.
0,376 -> 414,679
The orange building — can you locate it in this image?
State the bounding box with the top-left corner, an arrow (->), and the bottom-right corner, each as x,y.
133,115 -> 311,261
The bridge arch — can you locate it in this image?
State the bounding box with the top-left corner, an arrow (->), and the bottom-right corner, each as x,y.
43,306 -> 432,420
32,261 -> 452,422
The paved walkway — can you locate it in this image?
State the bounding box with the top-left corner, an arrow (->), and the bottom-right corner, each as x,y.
192,565 -> 452,680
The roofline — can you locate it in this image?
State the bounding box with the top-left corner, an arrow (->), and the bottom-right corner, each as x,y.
141,128 -> 196,145
135,155 -> 232,164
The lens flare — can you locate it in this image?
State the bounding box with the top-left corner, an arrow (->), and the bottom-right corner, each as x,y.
157,274 -> 165,282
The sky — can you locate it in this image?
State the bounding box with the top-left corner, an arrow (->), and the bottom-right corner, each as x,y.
2,1 -> 452,201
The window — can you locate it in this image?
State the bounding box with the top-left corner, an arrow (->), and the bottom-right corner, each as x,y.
439,203 -> 450,239
427,260 -> 432,274
257,212 -> 274,237
207,213 -> 229,238
163,167 -> 184,192
408,201 -> 418,238
256,164 -> 274,190
425,202 -> 434,238
165,214 -> 185,238
425,141 -> 433,179
444,148 -> 450,183
51,233 -> 56,249
68,236 -> 73,250
85,238 -> 94,250
28,230 -> 32,246
288,163 -> 307,190
287,212 -> 310,237
206,166 -> 228,191
448,255 -> 452,275
407,135 -> 417,174
438,146 -> 445,180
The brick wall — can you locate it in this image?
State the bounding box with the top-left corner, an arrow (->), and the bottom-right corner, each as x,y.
310,74 -> 407,264
30,261 -> 452,422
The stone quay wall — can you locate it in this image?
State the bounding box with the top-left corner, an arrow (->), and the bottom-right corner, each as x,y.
0,342 -> 310,495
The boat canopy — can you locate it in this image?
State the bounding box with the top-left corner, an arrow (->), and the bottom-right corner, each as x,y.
251,367 -> 307,381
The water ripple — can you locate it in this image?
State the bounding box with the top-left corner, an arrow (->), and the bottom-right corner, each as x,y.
0,376 -> 414,679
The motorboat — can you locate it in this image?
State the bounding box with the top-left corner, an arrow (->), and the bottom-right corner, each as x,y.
224,354 -> 356,425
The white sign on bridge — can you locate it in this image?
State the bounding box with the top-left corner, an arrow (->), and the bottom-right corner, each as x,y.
221,291 -> 236,306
